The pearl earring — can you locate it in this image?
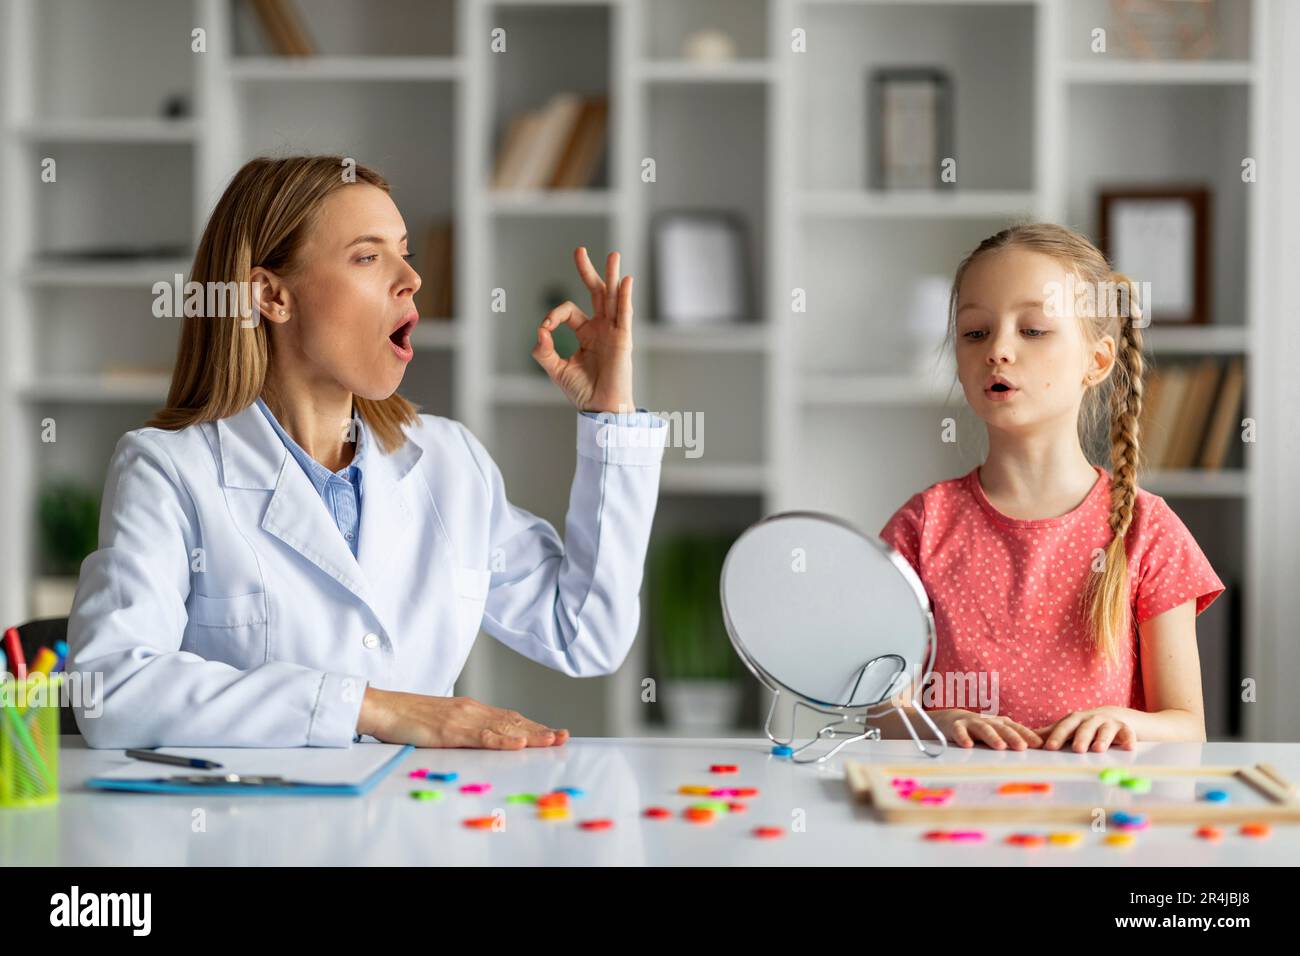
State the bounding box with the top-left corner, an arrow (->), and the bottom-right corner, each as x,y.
279,309 -> 286,315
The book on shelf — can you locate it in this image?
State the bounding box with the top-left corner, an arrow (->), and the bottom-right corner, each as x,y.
491,94 -> 608,191
1166,358 -> 1220,469
491,113 -> 540,190
514,94 -> 583,190
415,220 -> 455,320
551,97 -> 609,189
249,0 -> 316,56
1138,357 -> 1244,472
1199,357 -> 1244,470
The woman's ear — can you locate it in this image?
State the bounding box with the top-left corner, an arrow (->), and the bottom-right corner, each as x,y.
250,266 -> 292,325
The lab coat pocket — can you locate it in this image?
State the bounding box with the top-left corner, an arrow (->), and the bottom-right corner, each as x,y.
451,566 -> 491,644
186,591 -> 269,668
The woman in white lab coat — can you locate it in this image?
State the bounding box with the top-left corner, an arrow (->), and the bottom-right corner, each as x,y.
67,156 -> 667,749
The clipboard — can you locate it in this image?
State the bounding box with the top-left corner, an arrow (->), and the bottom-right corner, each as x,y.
86,743 -> 414,796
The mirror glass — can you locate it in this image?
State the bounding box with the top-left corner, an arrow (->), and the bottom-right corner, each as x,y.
720,512 -> 935,711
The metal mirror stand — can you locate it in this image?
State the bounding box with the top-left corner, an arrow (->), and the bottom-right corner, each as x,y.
762,654 -> 948,764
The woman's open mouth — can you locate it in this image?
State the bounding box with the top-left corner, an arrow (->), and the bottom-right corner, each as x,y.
388,313 -> 418,362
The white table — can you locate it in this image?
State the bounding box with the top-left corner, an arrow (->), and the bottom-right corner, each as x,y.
4,736 -> 1297,865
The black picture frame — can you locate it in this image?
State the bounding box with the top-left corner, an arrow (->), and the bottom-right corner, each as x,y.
869,67 -> 954,191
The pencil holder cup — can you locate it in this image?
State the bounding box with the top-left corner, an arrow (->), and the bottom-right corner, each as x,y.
0,674 -> 61,808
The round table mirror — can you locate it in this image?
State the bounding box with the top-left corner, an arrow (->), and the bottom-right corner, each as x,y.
720,511 -> 946,761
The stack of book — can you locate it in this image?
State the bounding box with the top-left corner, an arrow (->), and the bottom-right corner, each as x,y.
1138,357 -> 1245,471
492,94 -> 609,191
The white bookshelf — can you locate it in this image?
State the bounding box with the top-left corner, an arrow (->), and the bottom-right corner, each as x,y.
1,0 -> 1293,741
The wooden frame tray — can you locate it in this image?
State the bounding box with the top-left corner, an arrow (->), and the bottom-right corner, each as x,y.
845,761 -> 1300,824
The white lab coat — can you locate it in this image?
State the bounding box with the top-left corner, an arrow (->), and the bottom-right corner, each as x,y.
67,402 -> 667,748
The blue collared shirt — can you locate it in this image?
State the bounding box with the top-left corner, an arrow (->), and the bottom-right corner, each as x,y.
256,396 -> 365,558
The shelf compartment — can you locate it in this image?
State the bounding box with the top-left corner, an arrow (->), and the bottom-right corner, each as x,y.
643,352 -> 766,469
1062,0 -> 1253,63
31,286 -> 181,381
645,83 -> 768,321
30,0 -> 195,122
797,1 -> 1036,192
489,3 -> 611,192
27,141 -> 192,263
489,214 -> 610,377
1065,83 -> 1249,331
641,0 -> 769,61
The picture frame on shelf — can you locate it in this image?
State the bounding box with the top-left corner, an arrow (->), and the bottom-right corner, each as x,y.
651,211 -> 751,326
1098,186 -> 1211,326
869,67 -> 953,191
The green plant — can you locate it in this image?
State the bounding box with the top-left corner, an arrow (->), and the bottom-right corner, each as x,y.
37,479 -> 100,576
649,533 -> 741,681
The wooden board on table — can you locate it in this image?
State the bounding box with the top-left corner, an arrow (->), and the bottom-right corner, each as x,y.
844,761 -> 1300,824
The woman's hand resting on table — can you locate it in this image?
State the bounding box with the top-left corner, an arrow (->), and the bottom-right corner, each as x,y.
357,687 -> 569,749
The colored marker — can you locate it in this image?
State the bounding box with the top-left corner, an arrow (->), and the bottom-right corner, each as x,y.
53,640 -> 68,673
3,627 -> 25,680
31,647 -> 58,676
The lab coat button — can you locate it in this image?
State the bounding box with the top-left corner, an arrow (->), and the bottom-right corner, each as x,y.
362,632 -> 380,649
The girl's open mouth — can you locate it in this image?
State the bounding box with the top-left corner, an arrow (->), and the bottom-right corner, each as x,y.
388,316 -> 417,362
985,383 -> 1018,401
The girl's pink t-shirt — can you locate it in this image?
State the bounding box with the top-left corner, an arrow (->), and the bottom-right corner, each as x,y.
879,464 -> 1224,729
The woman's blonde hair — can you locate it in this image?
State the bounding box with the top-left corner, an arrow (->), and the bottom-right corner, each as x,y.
146,155 -> 421,454
944,222 -> 1146,667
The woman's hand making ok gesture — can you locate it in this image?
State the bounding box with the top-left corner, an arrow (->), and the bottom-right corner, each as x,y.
532,247 -> 636,414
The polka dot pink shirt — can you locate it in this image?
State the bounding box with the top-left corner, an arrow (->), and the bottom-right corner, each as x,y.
879,464 -> 1224,728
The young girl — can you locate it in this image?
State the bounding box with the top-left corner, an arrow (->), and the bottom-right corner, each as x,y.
876,223 -> 1224,753
67,155 -> 666,749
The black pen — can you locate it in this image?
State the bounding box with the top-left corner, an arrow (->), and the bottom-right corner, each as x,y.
125,749 -> 224,770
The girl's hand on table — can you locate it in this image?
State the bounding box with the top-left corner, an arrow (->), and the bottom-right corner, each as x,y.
933,709 -> 1044,750
1032,707 -> 1136,753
